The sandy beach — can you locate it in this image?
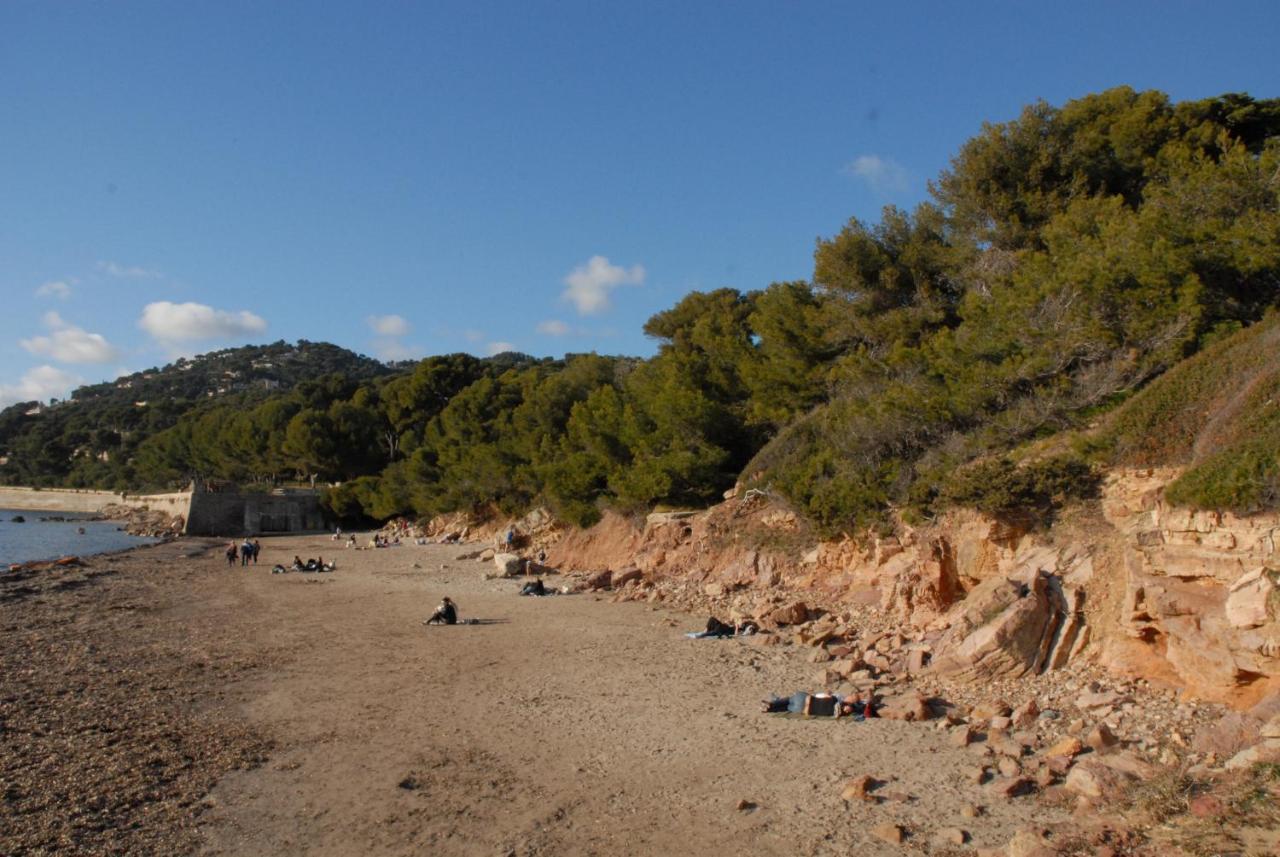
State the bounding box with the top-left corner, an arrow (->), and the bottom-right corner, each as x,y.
2,535 -> 1066,856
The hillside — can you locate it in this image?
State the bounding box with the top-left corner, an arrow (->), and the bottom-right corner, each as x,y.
0,341 -> 394,490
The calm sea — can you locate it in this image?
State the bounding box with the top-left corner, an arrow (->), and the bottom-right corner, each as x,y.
0,508 -> 158,566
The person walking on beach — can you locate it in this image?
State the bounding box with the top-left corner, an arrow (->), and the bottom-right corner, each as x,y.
252,539 -> 262,564
225,541 -> 238,566
241,538 -> 253,566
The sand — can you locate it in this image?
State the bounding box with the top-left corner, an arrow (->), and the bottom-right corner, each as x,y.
2,535 -> 1065,856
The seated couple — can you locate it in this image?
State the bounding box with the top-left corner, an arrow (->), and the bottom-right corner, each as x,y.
761,691 -> 877,718
292,555 -> 335,572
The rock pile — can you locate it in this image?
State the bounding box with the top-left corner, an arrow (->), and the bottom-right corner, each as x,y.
98,503 -> 184,538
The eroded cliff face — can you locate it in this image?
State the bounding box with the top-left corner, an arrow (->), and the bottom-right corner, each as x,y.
544,470 -> 1280,709
1099,469 -> 1280,708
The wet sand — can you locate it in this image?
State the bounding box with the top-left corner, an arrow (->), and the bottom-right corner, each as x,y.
2,535 -> 1062,856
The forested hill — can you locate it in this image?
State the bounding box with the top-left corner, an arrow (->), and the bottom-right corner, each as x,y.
0,341 -> 397,489
4,87 -> 1279,535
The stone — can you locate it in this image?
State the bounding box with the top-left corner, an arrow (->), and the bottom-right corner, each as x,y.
988,715 -> 1012,731
1011,698 -> 1040,728
1188,795 -> 1226,818
840,775 -> 875,802
494,553 -> 522,577
987,731 -> 1025,758
964,766 -> 987,785
770,601 -> 810,626
704,582 -> 724,597
1225,567 -> 1277,629
997,757 -> 1022,778
950,725 -> 975,748
1044,755 -> 1075,776
960,804 -> 981,818
1085,723 -> 1119,753
986,776 -> 1034,799
1261,715 -> 1280,740
879,691 -> 929,722
1076,689 -> 1127,710
971,698 -> 1012,720
1033,765 -> 1055,788
735,798 -> 756,812
1007,828 -> 1058,857
931,573 -> 1065,681
583,568 -> 612,590
932,827 -> 967,847
1064,761 -> 1134,799
612,567 -> 643,588
906,649 -> 929,673
1044,737 -> 1084,758
870,822 -> 904,845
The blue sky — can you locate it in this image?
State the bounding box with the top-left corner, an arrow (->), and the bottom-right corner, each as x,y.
2,1 -> 1277,406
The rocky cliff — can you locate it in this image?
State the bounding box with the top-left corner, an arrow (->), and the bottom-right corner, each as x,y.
544,469 -> 1280,711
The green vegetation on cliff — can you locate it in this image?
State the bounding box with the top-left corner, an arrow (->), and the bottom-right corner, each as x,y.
2,87 -> 1278,531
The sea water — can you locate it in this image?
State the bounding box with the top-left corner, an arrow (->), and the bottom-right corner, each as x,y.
0,509 -> 158,565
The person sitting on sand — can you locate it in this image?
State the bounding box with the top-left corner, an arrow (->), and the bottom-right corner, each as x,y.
424,596 -> 458,625
519,578 -> 549,596
292,555 -> 305,570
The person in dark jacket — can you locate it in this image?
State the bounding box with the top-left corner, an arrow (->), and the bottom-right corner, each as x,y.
425,596 -> 458,625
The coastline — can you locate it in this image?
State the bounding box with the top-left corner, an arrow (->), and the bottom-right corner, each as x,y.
2,533 -> 1071,856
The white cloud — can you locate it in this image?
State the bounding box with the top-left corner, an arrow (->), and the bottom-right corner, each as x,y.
842,154 -> 910,194
372,338 -> 421,362
486,341 -> 516,356
367,314 -> 410,337
562,255 -> 645,316
34,279 -> 73,300
138,301 -> 267,345
98,260 -> 162,279
0,365 -> 84,407
20,312 -> 120,364
536,319 -> 570,336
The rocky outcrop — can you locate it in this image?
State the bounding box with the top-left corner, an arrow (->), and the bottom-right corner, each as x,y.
541,469 -> 1280,709
1102,469 -> 1280,707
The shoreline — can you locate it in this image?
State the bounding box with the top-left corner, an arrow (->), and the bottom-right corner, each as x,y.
1,534 -> 1069,855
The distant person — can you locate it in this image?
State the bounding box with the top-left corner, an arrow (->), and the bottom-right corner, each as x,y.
225,541 -> 238,566
425,596 -> 458,625
241,539 -> 254,566
252,539 -> 262,564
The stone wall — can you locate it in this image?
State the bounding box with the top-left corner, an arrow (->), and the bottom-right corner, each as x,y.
0,486 -> 193,519
185,488 -> 326,537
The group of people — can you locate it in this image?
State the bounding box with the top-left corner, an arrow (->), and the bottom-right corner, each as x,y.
290,555 -> 335,572
225,539 -> 262,566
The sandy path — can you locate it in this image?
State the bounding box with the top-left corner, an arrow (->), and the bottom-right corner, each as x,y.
190,535 -> 1058,856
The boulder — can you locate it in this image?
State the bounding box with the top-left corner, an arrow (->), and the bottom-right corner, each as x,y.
1225,567 -> 1277,628
932,573 -> 1065,682
987,731 -> 1025,759
870,823 -> 904,845
879,691 -> 929,722
840,775 -> 875,802
1064,761 -> 1135,799
1044,737 -> 1084,759
612,567 -> 643,588
1085,723 -> 1119,753
494,553 -> 522,577
769,601 -> 810,626
582,569 -> 613,590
